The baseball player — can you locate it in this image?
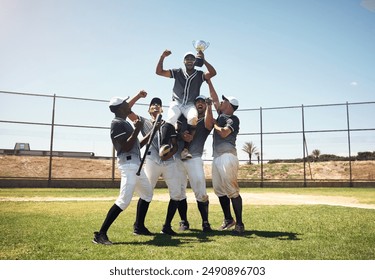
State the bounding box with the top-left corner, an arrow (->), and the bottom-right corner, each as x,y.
93,91 -> 154,245
128,96 -> 183,236
176,95 -> 213,232
156,49 -> 216,160
205,78 -> 245,235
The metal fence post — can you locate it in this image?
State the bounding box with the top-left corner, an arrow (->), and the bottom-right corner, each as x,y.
346,102 -> 353,187
302,104 -> 306,187
260,107 -> 264,187
48,94 -> 56,187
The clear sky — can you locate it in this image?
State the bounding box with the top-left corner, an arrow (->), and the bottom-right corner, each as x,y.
1,0 -> 374,161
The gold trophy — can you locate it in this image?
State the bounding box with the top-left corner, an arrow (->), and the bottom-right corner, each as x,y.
192,40 -> 210,67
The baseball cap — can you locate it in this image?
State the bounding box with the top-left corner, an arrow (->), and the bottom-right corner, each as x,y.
195,95 -> 206,102
222,95 -> 239,111
149,97 -> 162,107
183,52 -> 196,59
109,96 -> 129,107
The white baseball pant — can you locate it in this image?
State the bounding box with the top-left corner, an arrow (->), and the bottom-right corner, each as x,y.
175,158 -> 188,199
115,162 -> 153,210
182,157 -> 209,202
212,153 -> 240,199
167,100 -> 198,126
144,159 -> 183,201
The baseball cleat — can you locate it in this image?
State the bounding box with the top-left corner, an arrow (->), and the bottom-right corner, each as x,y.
92,231 -> 113,245
133,226 -> 153,236
159,144 -> 171,157
202,221 -> 213,232
232,224 -> 245,235
160,225 -> 177,236
218,219 -> 236,231
180,148 -> 192,160
179,220 -> 190,231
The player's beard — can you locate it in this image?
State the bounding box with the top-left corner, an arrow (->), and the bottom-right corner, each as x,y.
151,110 -> 160,120
185,62 -> 195,72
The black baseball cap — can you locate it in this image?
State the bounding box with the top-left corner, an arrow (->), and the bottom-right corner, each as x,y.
149,97 -> 162,107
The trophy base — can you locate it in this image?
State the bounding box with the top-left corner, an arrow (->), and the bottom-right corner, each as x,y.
194,57 -> 204,67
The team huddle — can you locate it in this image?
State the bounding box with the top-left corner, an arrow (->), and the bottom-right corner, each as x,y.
92,48 -> 244,245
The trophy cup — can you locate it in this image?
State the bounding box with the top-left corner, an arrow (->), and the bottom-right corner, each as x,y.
192,40 -> 210,67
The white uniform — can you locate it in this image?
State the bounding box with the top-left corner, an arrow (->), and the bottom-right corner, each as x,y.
140,116 -> 182,201
167,68 -> 205,126
178,116 -> 211,202
211,113 -> 240,199
111,117 -> 153,210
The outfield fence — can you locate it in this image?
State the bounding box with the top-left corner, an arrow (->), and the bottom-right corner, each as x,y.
1,90 -> 374,187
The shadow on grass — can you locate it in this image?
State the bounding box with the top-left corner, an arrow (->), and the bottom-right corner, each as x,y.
181,228 -> 300,241
250,230 -> 300,240
113,231 -> 214,247
112,228 -> 300,246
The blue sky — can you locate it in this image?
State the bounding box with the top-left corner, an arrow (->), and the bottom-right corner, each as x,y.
1,0 -> 374,161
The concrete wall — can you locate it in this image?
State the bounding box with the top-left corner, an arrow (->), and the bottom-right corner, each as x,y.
0,179 -> 374,188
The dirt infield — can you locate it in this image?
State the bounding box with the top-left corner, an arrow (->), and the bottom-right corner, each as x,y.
2,192 -> 375,209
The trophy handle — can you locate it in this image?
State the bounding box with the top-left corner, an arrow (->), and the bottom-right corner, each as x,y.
192,40 -> 209,52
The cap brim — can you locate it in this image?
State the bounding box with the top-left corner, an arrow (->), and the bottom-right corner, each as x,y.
119,96 -> 130,105
149,97 -> 162,107
195,95 -> 206,102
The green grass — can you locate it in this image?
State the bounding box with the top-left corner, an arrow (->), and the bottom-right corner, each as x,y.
0,188 -> 374,260
245,187 -> 375,204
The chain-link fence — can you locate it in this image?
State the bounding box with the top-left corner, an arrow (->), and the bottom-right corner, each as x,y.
1,90 -> 374,187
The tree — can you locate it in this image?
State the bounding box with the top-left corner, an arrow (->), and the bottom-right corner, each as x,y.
312,149 -> 321,161
242,141 -> 258,164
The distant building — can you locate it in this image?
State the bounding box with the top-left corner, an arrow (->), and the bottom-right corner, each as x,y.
0,142 -> 96,158
14,143 -> 30,151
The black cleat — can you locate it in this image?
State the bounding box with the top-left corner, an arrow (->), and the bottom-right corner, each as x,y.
232,224 -> 245,235
133,226 -> 153,236
218,219 -> 236,231
180,148 -> 192,160
202,221 -> 213,232
92,231 -> 113,245
179,220 -> 190,231
161,225 -> 177,236
159,144 -> 171,157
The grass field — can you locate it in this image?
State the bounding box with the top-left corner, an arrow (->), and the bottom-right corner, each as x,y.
0,187 -> 374,260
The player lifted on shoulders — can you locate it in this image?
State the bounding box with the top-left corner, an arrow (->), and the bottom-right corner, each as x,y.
156,49 -> 216,160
